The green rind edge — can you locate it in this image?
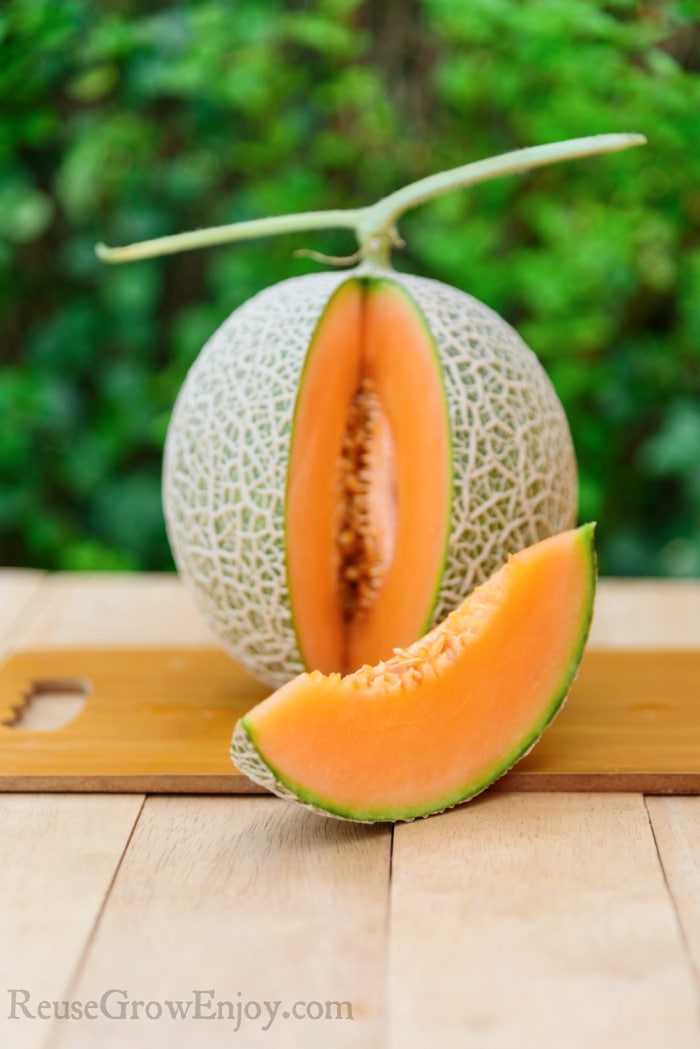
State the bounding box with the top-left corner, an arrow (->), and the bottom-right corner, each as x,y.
237,522 -> 597,823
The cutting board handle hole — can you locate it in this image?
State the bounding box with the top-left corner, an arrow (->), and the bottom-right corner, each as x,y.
3,678 -> 89,732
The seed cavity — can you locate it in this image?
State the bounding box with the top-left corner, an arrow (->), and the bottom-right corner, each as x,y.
337,378 -> 385,622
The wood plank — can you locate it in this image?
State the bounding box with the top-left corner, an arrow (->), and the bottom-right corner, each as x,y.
46,797 -> 390,1048
4,641 -> 700,788
0,571 -> 219,734
9,572 -> 218,649
0,793 -> 144,1049
0,648 -> 267,791
5,573 -> 700,653
389,793 -> 700,1049
0,570 -> 45,657
646,796 -> 700,985
2,647 -> 699,793
589,579 -> 700,649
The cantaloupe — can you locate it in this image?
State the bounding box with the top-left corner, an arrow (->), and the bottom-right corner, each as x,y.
232,524 -> 597,823
161,267 -> 577,686
97,134 -> 644,687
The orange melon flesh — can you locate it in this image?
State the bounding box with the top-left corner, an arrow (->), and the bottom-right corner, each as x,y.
347,281 -> 452,670
286,276 -> 451,675
285,280 -> 362,673
235,525 -> 596,822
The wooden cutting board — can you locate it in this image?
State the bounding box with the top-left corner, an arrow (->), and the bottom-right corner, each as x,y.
0,646 -> 698,793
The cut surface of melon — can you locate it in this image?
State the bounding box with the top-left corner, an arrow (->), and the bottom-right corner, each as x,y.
285,276 -> 451,675
232,524 -> 596,822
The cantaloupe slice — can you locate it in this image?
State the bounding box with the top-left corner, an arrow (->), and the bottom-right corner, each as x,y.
232,524 -> 596,822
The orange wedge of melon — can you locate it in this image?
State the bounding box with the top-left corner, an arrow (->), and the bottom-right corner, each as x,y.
285,277 -> 452,676
232,524 -> 596,822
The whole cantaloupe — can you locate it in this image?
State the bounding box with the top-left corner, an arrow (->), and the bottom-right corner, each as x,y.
97,133 -> 645,687
162,267 -> 575,686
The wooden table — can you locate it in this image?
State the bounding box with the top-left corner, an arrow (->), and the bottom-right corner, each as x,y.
1,570 -> 700,1049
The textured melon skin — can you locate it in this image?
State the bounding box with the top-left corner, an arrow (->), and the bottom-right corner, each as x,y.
163,267 -> 577,687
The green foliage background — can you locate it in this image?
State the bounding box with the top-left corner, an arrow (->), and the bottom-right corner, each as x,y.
2,0 -> 699,575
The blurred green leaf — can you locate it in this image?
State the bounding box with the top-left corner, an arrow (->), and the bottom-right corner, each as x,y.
0,180 -> 54,242
66,63 -> 119,101
639,401 -> 700,477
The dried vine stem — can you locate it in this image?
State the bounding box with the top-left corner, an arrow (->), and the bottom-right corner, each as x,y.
96,133 -> 646,268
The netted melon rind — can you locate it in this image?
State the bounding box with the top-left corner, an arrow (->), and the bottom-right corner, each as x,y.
163,271 -> 350,686
163,268 -> 576,686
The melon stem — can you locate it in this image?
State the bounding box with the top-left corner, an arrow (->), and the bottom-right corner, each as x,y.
95,208 -> 363,264
363,133 -> 647,233
96,133 -> 646,266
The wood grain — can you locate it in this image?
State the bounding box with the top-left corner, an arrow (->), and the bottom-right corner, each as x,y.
4,572 -> 699,652
48,797 -> 391,1048
1,647 -> 699,793
0,793 -> 143,1049
0,571 -> 44,658
8,572 -> 218,649
389,793 -> 700,1049
1,572 -> 698,1049
646,797 -> 700,986
0,648 -> 268,790
589,579 -> 700,648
